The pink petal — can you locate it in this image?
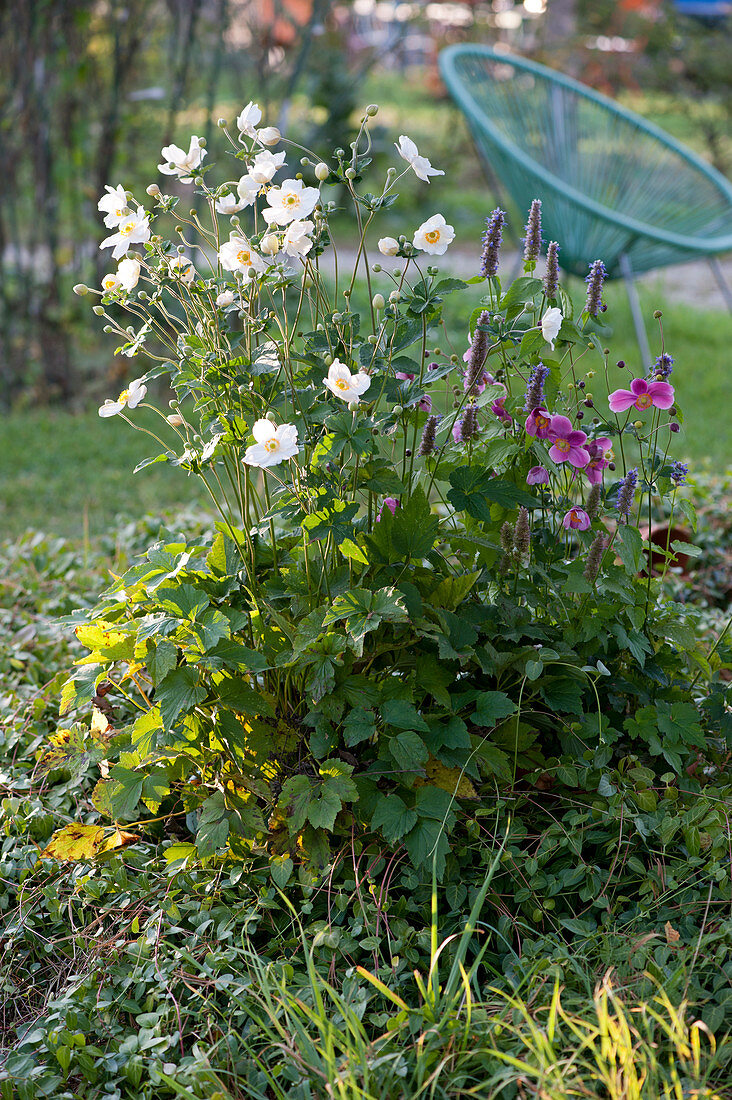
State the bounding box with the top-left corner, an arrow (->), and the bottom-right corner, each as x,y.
567,429 -> 588,446
568,446 -> 590,468
549,414 -> 573,437
608,389 -> 636,412
647,381 -> 675,409
630,378 -> 649,396
548,443 -> 567,463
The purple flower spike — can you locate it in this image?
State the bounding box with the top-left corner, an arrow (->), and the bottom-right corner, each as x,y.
563,507 -> 591,531
608,377 -> 675,413
585,260 -> 607,317
481,208 -> 505,278
547,414 -> 590,468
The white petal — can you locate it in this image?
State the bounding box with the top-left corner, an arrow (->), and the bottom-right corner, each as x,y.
252,418 -> 276,444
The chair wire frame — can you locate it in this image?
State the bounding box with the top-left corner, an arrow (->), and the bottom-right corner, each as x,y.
439,44 -> 732,361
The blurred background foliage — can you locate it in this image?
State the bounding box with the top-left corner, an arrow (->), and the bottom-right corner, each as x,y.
0,0 -> 730,409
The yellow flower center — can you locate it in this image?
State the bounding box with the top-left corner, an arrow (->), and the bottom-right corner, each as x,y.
120,222 -> 135,237
118,388 -> 130,405
334,379 -> 349,390
103,276 -> 117,290
634,393 -> 653,410
237,249 -> 251,266
424,230 -> 441,243
536,413 -> 550,430
555,438 -> 571,454
115,208 -> 124,218
284,193 -> 299,206
569,509 -> 580,524
264,438 -> 279,452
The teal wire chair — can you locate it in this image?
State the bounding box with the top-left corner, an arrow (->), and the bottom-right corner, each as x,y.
439,44 -> 732,362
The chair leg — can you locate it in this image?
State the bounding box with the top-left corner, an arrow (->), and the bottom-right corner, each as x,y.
708,257 -> 732,312
619,253 -> 651,370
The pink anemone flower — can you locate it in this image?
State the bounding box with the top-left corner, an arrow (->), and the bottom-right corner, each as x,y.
376,497 -> 399,522
584,437 -> 612,485
396,371 -> 415,382
525,407 -> 553,440
562,507 -> 591,531
547,415 -> 590,468
527,465 -> 550,485
608,377 -> 674,413
418,394 -> 432,413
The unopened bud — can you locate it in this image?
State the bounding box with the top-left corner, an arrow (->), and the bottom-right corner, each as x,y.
73,283 -> 88,296
389,291 -> 401,303
348,400 -> 359,411
345,167 -> 356,180
93,305 -> 105,316
366,104 -> 378,116
167,414 -> 184,427
314,162 -> 329,181
217,117 -> 227,128
260,233 -> 279,255
265,411 -> 276,422
633,420 -> 643,430
392,405 -> 403,416
372,293 -> 385,310
653,309 -> 663,319
258,126 -> 281,146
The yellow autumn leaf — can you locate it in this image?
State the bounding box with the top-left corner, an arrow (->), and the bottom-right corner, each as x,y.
42,823 -> 138,862
419,757 -> 478,799
91,706 -> 112,735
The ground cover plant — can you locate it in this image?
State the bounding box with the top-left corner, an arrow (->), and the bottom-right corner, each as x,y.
1,103 -> 731,1098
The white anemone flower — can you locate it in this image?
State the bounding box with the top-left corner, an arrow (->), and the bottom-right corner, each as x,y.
215,191 -> 245,215
100,210 -> 151,261
236,174 -> 260,208
413,214 -> 455,256
324,359 -> 371,403
216,289 -> 235,308
102,272 -> 120,292
158,136 -> 206,182
378,236 -> 400,256
97,184 -> 130,228
218,235 -> 267,280
540,306 -> 563,349
262,179 -> 320,226
98,377 -> 147,418
248,150 -> 286,187
237,101 -> 262,138
117,257 -> 142,292
282,219 -> 314,258
243,419 -> 299,468
169,255 -> 195,283
395,135 -> 444,183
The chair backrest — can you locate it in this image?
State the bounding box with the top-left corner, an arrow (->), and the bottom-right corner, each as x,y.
439,44 -> 732,276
